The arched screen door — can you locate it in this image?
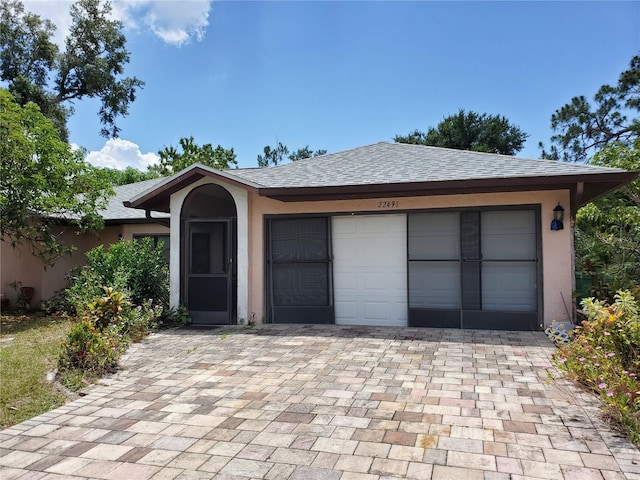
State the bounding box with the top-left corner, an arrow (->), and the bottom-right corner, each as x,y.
186,219 -> 233,325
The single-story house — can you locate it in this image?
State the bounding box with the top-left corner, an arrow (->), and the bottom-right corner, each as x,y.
124,142 -> 638,330
0,178 -> 169,308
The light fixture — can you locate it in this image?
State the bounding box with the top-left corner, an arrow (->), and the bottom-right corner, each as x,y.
551,204 -> 564,231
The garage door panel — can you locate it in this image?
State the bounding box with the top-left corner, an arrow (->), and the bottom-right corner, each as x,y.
333,269 -> 357,291
361,240 -> 404,264
334,301 -> 357,318
364,302 -> 396,320
361,267 -> 405,290
333,215 -> 407,327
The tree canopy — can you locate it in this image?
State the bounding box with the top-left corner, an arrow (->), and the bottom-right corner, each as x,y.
0,0 -> 144,140
0,88 -> 112,265
101,167 -> 159,186
150,136 -> 237,176
544,56 -> 640,298
394,109 -> 528,156
289,145 -> 327,162
542,55 -> 640,162
257,142 -> 327,167
575,139 -> 640,298
257,141 -> 289,167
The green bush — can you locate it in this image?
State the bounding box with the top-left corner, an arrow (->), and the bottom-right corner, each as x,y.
58,288 -> 162,389
553,290 -> 640,444
87,287 -> 127,330
42,287 -> 75,316
58,321 -> 126,375
67,237 -> 169,314
120,299 -> 162,342
156,304 -> 191,329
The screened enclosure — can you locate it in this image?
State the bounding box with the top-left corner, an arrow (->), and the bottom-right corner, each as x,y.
266,217 -> 334,324
408,208 -> 540,330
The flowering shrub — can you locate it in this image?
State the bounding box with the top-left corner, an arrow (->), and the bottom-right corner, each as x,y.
58,321 -> 127,374
553,290 -> 640,444
58,288 -> 162,390
120,300 -> 162,343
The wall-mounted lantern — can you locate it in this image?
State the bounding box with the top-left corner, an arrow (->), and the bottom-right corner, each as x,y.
551,204 -> 565,231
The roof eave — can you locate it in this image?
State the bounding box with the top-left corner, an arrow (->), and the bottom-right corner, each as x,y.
123,163 -> 638,212
258,172 -> 639,205
124,165 -> 261,212
103,217 -> 169,226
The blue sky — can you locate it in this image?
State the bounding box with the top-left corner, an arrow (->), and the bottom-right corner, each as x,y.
25,1 -> 640,170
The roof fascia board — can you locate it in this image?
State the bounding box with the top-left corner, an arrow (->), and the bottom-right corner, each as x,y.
258,171 -> 638,204
124,165 -> 261,211
103,218 -> 169,226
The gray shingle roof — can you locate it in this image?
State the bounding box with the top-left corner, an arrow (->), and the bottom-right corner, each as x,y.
227,142 -> 627,188
126,141 -> 637,212
102,178 -> 168,221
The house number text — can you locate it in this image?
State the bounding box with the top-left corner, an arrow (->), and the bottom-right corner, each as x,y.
377,200 -> 399,209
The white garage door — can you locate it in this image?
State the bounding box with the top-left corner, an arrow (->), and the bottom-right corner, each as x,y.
333,215 -> 407,326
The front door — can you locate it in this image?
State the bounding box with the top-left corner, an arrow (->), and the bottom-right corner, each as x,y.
186,220 -> 233,325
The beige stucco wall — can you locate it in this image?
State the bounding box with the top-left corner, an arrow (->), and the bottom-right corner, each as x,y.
161,178 -> 573,329
245,189 -> 573,328
1,223 -> 168,309
1,239 -> 48,307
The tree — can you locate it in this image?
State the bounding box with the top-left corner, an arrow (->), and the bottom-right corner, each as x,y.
575,139 -> 640,299
258,142 -> 327,166
0,89 -> 112,265
0,0 -> 144,140
289,146 -> 327,162
150,136 -> 237,176
101,167 -> 160,186
542,55 -> 640,162
394,109 -> 528,156
257,141 -> 289,167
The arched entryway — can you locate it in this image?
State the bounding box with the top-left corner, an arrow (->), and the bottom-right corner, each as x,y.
180,184 -> 237,325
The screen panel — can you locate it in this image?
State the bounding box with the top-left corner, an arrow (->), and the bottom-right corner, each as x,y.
408,261 -> 460,309
272,264 -> 329,306
408,212 -> 460,260
481,210 -> 536,260
271,217 -> 328,262
482,261 -> 537,312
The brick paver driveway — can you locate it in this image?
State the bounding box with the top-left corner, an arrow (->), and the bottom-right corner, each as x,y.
1,325 -> 639,479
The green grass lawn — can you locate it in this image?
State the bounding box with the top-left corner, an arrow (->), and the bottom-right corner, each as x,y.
0,314 -> 75,428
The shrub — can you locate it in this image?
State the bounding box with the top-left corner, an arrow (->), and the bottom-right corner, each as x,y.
553,290 -> 640,444
156,304 -> 191,329
42,287 -> 75,316
58,321 -> 126,375
120,300 -> 162,342
67,237 -> 169,315
58,288 -> 162,389
87,287 -> 127,330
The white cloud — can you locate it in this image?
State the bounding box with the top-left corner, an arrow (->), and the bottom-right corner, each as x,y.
23,1 -> 73,47
140,1 -> 211,46
22,1 -> 212,47
85,138 -> 159,171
